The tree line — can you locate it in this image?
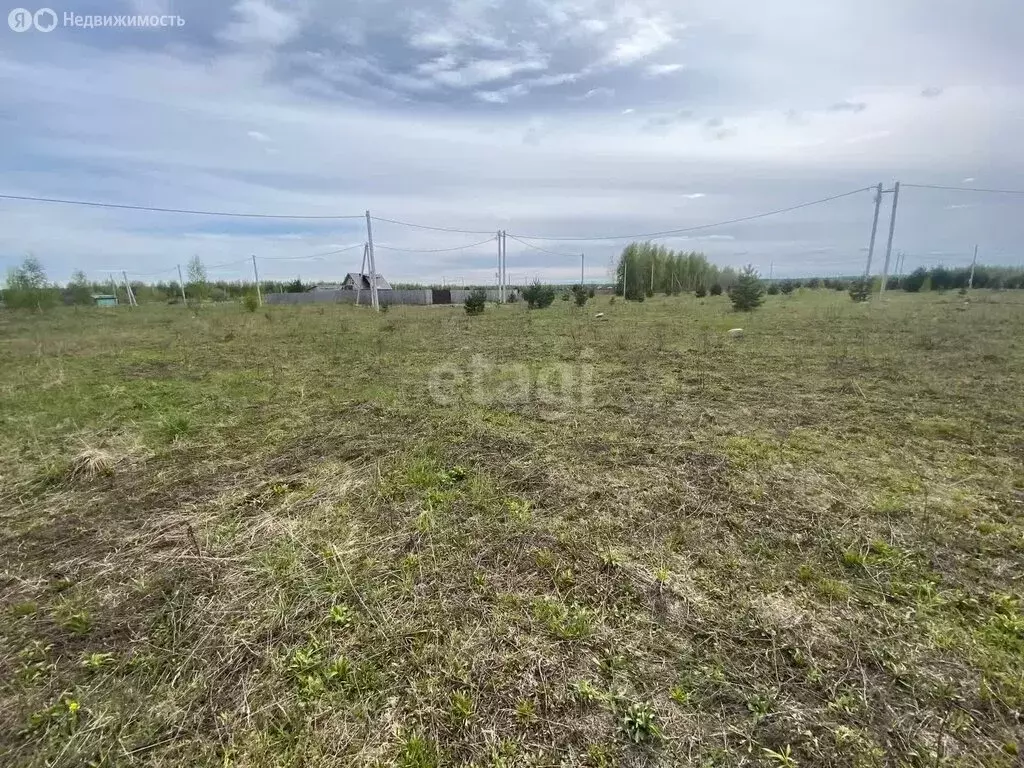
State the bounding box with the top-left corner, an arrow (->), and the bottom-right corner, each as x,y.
615,242 -> 739,300
1,255 -> 312,309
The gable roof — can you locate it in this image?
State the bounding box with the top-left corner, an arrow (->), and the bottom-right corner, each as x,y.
342,272 -> 392,290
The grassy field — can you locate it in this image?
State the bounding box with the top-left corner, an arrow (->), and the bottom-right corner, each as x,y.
1,290 -> 1022,767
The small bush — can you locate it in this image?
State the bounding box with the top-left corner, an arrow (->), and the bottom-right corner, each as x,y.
767,283 -> 780,296
242,294 -> 259,312
779,280 -> 795,295
730,266 -> 764,311
849,279 -> 871,303
571,284 -> 589,307
695,286 -> 707,298
522,280 -> 556,309
710,284 -> 723,296
464,289 -> 486,316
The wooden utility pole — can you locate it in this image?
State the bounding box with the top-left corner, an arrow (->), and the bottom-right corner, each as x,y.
863,182 -> 884,280
177,265 -> 187,303
251,255 -> 262,307
968,245 -> 979,289
879,181 -> 901,295
364,211 -> 379,311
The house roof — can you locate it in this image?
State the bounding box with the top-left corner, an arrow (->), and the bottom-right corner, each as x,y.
343,272 -> 392,290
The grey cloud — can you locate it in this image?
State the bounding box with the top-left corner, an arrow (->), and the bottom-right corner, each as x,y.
827,100 -> 867,113
921,86 -> 944,98
642,109 -> 694,133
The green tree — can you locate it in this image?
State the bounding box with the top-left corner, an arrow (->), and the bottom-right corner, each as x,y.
4,255 -> 56,310
464,288 -> 486,315
186,255 -> 208,301
729,265 -> 764,311
67,269 -> 92,306
522,280 -> 556,309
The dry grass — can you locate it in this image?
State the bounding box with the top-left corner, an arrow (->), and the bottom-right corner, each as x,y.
0,291 -> 1022,767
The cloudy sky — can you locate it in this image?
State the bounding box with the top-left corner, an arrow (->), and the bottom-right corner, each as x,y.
1,0 -> 1022,284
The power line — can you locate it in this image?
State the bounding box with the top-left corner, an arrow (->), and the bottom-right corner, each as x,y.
0,192 -> 364,220
259,243 -> 365,260
369,215 -> 494,236
506,234 -> 580,258
205,258 -> 252,270
375,236 -> 496,253
902,183 -> 1024,195
509,187 -> 875,242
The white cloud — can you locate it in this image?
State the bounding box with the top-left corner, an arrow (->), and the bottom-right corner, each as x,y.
962,177 -> 975,182
682,193 -> 706,199
622,108 -> 635,114
219,0 -> 301,47
646,63 -> 684,77
430,57 -> 549,88
476,84 -> 529,103
607,17 -> 676,65
247,130 -> 271,142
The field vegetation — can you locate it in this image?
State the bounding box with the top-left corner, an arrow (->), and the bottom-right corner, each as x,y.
1,289 -> 1023,766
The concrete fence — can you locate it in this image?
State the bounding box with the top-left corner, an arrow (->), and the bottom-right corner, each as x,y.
266,288 -> 504,307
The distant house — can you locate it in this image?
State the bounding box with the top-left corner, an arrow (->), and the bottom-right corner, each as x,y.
91,294 -> 118,307
341,273 -> 392,291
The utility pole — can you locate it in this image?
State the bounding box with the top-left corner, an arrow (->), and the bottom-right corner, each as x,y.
121,271 -> 137,307
176,264 -> 187,303
769,260 -> 774,281
497,231 -> 503,302
580,252 -> 585,287
650,259 -> 655,295
109,273 -> 118,302
879,181 -> 901,295
502,230 -> 508,301
863,182 -> 884,280
623,255 -> 628,299
357,243 -> 368,306
251,255 -> 262,307
968,244 -> 979,289
364,211 -> 379,311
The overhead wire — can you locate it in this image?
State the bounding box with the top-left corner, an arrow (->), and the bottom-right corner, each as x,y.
0,192 -> 364,219
369,215 -> 495,236
259,243 -> 365,260
375,236 -> 496,253
902,183 -> 1024,195
507,187 -> 875,242
505,235 -> 580,257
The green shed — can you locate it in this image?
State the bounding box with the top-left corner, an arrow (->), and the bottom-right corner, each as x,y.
92,294 -> 118,307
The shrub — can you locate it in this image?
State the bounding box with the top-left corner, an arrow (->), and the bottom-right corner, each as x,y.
848,278 -> 871,303
695,286 -> 707,298
730,265 -> 764,311
522,280 -> 556,309
710,284 -> 723,296
767,283 -> 780,296
779,280 -> 795,295
464,288 -> 486,315
571,285 -> 589,307
902,267 -> 928,293
242,294 -> 260,312
4,255 -> 57,310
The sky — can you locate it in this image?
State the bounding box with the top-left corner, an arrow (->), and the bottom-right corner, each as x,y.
1,0 -> 1022,285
